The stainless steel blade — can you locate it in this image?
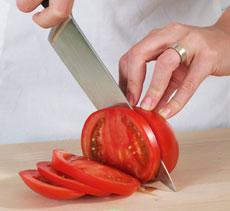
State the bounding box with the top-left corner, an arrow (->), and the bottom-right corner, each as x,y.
48,15 -> 176,191
156,160 -> 176,192
48,16 -> 131,110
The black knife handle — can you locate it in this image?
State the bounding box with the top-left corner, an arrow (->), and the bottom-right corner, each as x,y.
41,0 -> 49,8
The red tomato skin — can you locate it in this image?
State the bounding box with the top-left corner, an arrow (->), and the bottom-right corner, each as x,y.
81,110 -> 106,160
19,170 -> 84,200
37,161 -> 110,197
81,107 -> 161,182
52,149 -> 141,195
134,108 -> 179,173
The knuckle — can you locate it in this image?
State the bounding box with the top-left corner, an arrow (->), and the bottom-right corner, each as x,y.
129,45 -> 142,58
165,22 -> 184,31
16,0 -> 32,13
181,80 -> 195,92
127,79 -> 139,94
169,76 -> 180,89
119,55 -> 127,68
148,86 -> 161,98
128,79 -> 137,89
52,7 -> 70,20
171,99 -> 182,109
157,52 -> 178,69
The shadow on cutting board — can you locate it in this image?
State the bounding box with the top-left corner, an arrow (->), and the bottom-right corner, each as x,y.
0,175 -> 126,210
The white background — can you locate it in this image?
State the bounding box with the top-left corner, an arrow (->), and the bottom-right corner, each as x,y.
0,0 -> 229,144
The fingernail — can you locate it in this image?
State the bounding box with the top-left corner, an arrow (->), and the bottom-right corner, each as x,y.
141,97 -> 153,110
159,108 -> 171,119
127,93 -> 134,106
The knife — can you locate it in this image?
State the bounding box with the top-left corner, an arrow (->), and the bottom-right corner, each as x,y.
41,0 -> 176,192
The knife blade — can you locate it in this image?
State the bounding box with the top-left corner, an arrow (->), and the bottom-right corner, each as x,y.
157,160 -> 176,192
41,0 -> 176,192
48,17 -> 132,110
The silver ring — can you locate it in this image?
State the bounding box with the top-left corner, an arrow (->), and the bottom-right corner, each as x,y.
168,43 -> 187,63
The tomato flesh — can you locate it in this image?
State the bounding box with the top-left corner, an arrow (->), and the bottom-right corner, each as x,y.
52,149 -> 141,195
134,108 -> 179,173
19,170 -> 84,200
81,107 -> 161,182
125,119 -> 148,166
37,161 -> 110,197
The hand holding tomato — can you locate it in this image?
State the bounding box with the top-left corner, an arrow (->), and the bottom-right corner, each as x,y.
119,8 -> 230,119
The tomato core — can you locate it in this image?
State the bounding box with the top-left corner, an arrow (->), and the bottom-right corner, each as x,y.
91,118 -> 105,163
125,119 -> 148,166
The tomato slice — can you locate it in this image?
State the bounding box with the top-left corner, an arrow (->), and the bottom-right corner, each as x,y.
37,161 -> 109,197
19,170 -> 84,200
52,149 -> 140,195
134,108 -> 179,173
81,107 -> 161,182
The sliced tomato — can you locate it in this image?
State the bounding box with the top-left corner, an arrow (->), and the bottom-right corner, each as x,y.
81,107 -> 161,182
19,170 -> 84,200
134,108 -> 179,173
52,149 -> 140,195
37,161 -> 109,197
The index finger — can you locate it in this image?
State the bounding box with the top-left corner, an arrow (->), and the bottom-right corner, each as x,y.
140,49 -> 181,110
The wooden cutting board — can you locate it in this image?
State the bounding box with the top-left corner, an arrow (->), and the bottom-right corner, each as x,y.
0,128 -> 229,211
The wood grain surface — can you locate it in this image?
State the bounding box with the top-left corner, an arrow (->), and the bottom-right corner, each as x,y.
0,128 -> 229,211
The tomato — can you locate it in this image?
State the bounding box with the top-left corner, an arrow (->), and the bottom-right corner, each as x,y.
52,149 -> 140,195
19,106 -> 179,200
19,170 -> 84,200
81,107 -> 161,182
37,161 -> 109,197
134,108 -> 179,173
